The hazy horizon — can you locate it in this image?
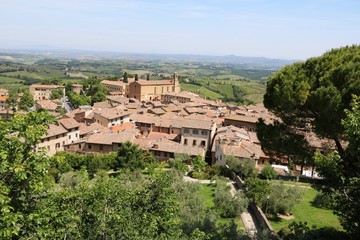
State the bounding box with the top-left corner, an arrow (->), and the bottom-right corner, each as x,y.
1,0 -> 359,60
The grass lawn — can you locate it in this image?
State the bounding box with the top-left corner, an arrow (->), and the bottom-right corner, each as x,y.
180,83 -> 223,100
0,75 -> 25,84
271,179 -> 313,188
268,187 -> 343,233
196,184 -> 245,230
212,84 -> 234,98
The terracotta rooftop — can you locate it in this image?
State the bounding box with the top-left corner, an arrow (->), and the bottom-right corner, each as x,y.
59,118 -> 80,130
184,101 -> 208,108
79,122 -> 106,136
94,108 -> 131,120
217,125 -> 250,140
93,101 -> 112,108
162,91 -> 196,99
146,132 -> 179,141
127,102 -> 142,109
149,139 -> 206,156
149,108 -> 166,115
220,140 -> 266,160
161,105 -> 183,112
109,122 -> 136,132
86,131 -> 136,145
132,80 -> 174,86
106,95 -> 129,104
0,95 -> 9,102
43,124 -> 68,138
176,118 -> 214,130
36,100 -> 58,111
30,84 -> 64,89
100,80 -> 127,87
184,107 -> 207,114
224,114 -> 259,124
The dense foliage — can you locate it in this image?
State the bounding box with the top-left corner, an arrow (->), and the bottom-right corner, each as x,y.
225,156 -> 258,178
261,164 -> 278,180
258,45 -> 360,237
245,178 -> 303,215
0,112 -> 262,239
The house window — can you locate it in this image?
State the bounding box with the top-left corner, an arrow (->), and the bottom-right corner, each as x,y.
69,135 -> 71,139
55,143 -> 60,149
88,144 -> 92,149
201,140 -> 206,147
78,144 -> 81,149
154,151 -> 161,156
184,139 -> 188,145
201,130 -> 208,135
100,145 -> 103,151
76,133 -> 78,138
193,140 -> 197,146
192,129 -> 199,135
184,128 -> 190,134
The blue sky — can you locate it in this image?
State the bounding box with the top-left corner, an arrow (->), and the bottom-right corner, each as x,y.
1,0 -> 359,59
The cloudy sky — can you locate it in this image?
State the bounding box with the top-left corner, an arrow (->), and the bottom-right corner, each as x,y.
1,0 -> 359,59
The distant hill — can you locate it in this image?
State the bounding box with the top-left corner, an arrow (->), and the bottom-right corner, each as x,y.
0,49 -> 299,70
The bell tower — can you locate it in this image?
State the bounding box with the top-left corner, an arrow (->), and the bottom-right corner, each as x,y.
173,73 -> 180,93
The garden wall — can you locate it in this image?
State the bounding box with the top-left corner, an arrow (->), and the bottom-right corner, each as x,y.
249,202 -> 280,240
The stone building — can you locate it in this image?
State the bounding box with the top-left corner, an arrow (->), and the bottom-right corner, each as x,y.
128,74 -> 180,101
71,84 -> 83,94
29,84 -> 65,101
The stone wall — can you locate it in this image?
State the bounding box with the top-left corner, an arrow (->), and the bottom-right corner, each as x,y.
249,202 -> 280,240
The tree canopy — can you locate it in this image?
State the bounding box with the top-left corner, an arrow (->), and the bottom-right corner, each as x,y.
259,45 -> 360,173
258,45 -> 360,237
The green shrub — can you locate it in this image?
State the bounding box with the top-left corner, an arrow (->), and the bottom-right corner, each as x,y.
189,171 -> 209,180
168,158 -> 188,173
312,191 -> 336,209
214,188 -> 248,218
261,164 -> 278,180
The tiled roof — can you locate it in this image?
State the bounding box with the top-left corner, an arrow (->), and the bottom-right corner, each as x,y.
107,95 -> 129,104
36,100 -> 58,111
93,101 -> 112,108
43,124 -> 68,138
184,107 -> 207,114
161,105 -> 183,112
59,118 -> 80,130
220,140 -> 265,160
132,80 -> 174,86
224,114 -> 259,124
149,139 -> 205,156
218,130 -> 250,142
94,108 -> 131,120
30,84 -> 64,89
79,122 -> 105,135
147,132 -> 179,141
162,92 -> 196,99
149,108 -> 166,115
109,122 -> 136,132
127,102 -> 142,109
86,131 -> 136,145
0,96 -> 9,102
100,80 -> 127,87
